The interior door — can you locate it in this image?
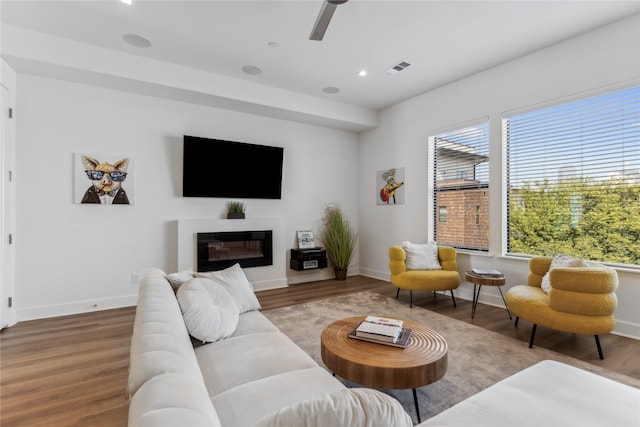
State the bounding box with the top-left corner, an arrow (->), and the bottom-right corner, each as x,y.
1,77 -> 16,329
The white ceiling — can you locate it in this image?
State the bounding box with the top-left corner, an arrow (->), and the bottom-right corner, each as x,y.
2,1 -> 639,111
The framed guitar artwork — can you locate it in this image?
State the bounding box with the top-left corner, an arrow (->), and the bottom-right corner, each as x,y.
376,167 -> 404,205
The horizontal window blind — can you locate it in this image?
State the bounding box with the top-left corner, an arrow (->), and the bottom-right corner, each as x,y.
432,122 -> 489,252
505,86 -> 640,266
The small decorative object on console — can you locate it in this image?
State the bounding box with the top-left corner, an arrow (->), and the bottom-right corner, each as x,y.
297,230 -> 315,249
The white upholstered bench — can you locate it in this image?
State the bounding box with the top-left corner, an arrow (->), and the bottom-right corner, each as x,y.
417,360 -> 639,426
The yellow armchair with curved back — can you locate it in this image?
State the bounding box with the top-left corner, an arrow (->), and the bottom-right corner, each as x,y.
389,245 -> 460,308
505,256 -> 618,359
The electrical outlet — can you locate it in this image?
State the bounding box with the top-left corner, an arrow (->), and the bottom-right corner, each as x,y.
132,273 -> 140,284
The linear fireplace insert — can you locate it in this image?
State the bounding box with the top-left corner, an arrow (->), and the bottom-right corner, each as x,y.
197,230 -> 273,272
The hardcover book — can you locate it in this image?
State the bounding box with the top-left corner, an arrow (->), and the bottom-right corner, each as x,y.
471,268 -> 504,277
355,321 -> 401,342
349,322 -> 413,348
364,315 -> 404,328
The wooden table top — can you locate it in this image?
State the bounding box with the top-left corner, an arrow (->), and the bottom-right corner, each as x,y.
465,271 -> 506,286
320,316 -> 448,389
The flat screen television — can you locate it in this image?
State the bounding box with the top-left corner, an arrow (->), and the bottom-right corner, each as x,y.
183,135 -> 284,199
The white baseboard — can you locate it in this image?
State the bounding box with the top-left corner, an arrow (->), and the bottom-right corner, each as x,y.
286,267 -> 361,286
17,295 -> 138,322
286,269 -> 332,285
612,319 -> 640,340
252,277 -> 288,291
359,267 -> 387,281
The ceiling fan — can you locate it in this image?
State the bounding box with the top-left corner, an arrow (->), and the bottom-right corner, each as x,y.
309,0 -> 349,41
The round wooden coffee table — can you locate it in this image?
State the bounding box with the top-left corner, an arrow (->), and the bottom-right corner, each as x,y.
320,316 -> 447,423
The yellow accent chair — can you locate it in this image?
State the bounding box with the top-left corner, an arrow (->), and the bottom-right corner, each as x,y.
389,245 -> 460,308
505,256 -> 618,359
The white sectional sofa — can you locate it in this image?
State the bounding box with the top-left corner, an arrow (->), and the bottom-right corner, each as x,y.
418,360 -> 640,427
127,267 -> 413,427
128,266 -> 639,427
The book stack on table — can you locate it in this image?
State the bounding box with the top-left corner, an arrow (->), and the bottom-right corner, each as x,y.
471,268 -> 504,278
349,316 -> 413,348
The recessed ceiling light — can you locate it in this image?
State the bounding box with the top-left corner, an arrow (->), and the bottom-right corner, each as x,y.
123,33 -> 151,48
323,87 -> 340,94
358,70 -> 368,77
242,65 -> 263,75
120,0 -> 132,4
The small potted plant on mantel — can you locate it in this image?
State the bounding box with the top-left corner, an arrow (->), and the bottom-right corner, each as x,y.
319,203 -> 357,280
226,201 -> 246,219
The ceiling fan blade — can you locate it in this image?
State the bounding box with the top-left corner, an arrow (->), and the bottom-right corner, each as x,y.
309,0 -> 348,41
309,1 -> 337,41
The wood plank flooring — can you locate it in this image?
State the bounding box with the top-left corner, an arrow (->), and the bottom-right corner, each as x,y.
1,308 -> 135,427
1,275 -> 638,426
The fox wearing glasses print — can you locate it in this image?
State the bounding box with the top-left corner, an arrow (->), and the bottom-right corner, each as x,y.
81,156 -> 130,204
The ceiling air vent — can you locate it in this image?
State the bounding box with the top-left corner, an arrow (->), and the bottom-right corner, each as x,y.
386,61 -> 411,75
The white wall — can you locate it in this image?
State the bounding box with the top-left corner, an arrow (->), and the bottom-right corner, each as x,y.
15,75 -> 360,320
358,14 -> 640,338
12,13 -> 640,338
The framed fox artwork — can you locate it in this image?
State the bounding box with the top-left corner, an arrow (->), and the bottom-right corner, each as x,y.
74,153 -> 135,205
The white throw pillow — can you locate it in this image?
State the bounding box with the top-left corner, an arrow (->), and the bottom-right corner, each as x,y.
195,263 -> 261,313
166,268 -> 194,292
253,388 -> 413,427
402,241 -> 442,270
541,254 -> 586,293
176,277 -> 240,343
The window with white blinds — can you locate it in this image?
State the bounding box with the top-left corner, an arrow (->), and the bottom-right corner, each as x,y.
505,86 -> 640,266
431,122 -> 489,252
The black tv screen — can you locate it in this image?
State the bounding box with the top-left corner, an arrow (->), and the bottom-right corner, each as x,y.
183,135 -> 284,199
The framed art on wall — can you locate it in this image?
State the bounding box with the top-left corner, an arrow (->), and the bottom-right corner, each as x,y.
74,153 -> 135,205
377,167 -> 404,205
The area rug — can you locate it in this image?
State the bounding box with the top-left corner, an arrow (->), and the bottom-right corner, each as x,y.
262,291 -> 639,424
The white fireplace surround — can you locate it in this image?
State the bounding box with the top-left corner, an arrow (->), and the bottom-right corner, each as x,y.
177,218 -> 287,291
